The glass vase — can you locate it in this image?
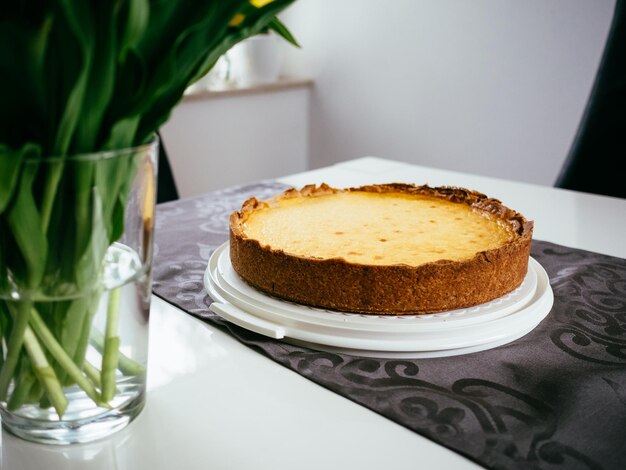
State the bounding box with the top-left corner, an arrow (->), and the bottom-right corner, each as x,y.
0,138 -> 158,444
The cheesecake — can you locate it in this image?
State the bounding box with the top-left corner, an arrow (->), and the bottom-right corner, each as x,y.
229,183 -> 534,314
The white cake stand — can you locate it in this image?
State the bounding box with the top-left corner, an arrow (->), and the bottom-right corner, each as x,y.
205,242 -> 553,358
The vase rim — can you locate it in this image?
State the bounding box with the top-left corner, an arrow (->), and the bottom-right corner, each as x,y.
23,134 -> 159,163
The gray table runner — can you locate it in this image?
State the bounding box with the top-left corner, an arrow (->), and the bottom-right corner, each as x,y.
153,182 -> 626,470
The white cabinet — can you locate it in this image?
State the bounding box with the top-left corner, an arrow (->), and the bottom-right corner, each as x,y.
160,79 -> 311,198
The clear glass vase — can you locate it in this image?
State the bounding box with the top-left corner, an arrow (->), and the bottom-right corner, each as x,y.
0,138 -> 158,444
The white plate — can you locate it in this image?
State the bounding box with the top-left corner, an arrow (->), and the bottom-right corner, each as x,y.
205,242 -> 553,358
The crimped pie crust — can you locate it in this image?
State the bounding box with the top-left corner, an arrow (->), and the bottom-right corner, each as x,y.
229,183 -> 534,315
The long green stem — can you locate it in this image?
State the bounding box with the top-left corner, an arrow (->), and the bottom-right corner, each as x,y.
7,357 -> 36,410
71,295 -> 100,372
57,296 -> 95,386
29,309 -> 106,408
0,306 -> 6,373
83,361 -> 102,389
54,298 -> 87,386
101,288 -> 120,402
90,329 -> 145,376
60,298 -> 89,361
22,327 -> 68,418
0,300 -> 31,400
28,379 -> 43,403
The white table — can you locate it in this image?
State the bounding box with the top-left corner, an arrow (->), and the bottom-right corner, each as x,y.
3,158 -> 625,470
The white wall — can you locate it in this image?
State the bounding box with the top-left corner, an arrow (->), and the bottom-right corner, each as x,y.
281,0 -> 615,186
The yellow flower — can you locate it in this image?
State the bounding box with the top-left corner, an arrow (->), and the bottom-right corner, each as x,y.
231,0 -> 275,26
250,0 -> 274,7
229,13 -> 245,27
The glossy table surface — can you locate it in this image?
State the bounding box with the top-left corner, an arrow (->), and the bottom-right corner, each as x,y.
2,157 -> 625,470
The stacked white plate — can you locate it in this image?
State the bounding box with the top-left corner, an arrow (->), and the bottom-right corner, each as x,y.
205,242 -> 553,358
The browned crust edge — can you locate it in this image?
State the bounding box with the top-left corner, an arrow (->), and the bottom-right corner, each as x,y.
229,183 -> 534,315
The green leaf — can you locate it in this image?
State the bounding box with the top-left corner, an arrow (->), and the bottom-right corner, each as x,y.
0,246 -> 8,307
26,14 -> 55,128
0,143 -> 38,214
72,4 -> 118,151
136,0 -> 298,141
103,115 -> 141,151
6,163 -> 48,289
0,7 -> 54,149
76,189 -> 108,289
93,147 -> 132,241
73,160 -> 95,257
267,17 -> 300,48
118,0 -> 149,60
53,1 -> 95,154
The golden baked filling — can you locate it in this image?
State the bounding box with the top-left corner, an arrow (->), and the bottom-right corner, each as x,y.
241,191 -> 515,266
229,183 -> 534,314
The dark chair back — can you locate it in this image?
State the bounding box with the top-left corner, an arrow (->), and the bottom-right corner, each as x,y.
156,132 -> 180,204
555,0 -> 626,199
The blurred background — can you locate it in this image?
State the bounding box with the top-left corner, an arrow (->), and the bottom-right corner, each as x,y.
160,0 -> 615,198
